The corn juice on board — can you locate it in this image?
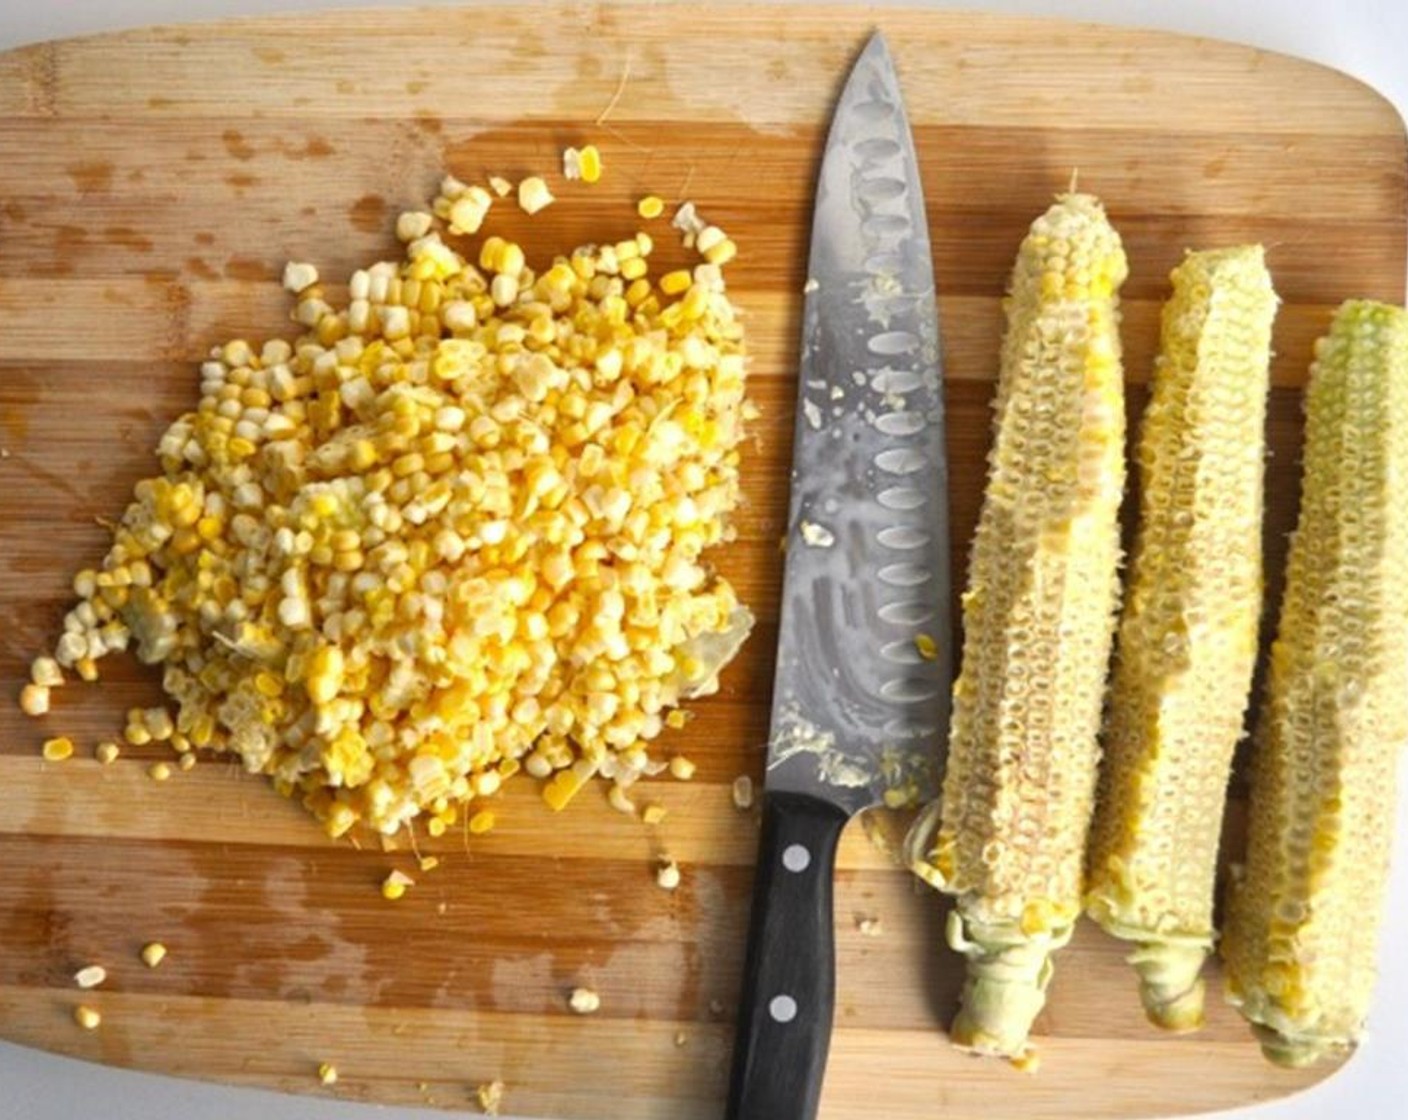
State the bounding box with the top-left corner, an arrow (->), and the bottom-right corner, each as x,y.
0,5 -> 1404,1118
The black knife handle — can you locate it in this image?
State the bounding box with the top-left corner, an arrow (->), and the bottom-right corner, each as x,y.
725,789 -> 851,1120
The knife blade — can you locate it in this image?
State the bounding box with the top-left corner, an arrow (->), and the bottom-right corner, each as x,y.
725,31 -> 951,1120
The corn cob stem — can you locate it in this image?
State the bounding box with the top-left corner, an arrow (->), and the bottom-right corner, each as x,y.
1084,245 -> 1278,1032
906,193 -> 1128,1061
1221,300 -> 1408,1066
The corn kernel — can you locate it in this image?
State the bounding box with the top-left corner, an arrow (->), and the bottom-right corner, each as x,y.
659,270 -> 692,296
915,633 -> 939,661
19,683 -> 50,717
30,656 -> 64,688
74,965 -> 107,989
668,756 -> 696,781
381,869 -> 414,900
637,195 -> 665,220
732,775 -> 754,810
95,741 -> 120,765
74,1005 -> 101,1030
141,942 -> 167,968
568,986 -> 600,1014
469,810 -> 496,834
517,176 -> 555,216
42,737 -> 75,762
642,803 -> 668,825
148,761 -> 173,782
656,858 -> 681,891
318,1062 -> 338,1086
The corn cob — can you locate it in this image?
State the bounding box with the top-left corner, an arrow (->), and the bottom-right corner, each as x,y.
1085,246 -> 1278,1031
1221,300 -> 1408,1067
905,193 -> 1128,1060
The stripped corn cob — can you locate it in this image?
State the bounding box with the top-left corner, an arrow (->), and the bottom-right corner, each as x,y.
1085,246 -> 1278,1031
1221,300 -> 1408,1067
906,193 -> 1128,1060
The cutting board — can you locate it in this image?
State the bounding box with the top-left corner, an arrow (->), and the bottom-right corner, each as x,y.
1,3 -> 1403,1117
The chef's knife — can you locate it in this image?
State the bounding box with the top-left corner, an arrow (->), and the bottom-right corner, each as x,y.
724,32 -> 951,1120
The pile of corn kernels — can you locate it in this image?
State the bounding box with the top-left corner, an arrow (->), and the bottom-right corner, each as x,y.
21,164 -> 753,838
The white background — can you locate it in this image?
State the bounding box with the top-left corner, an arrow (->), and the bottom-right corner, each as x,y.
1,1 -> 1406,1118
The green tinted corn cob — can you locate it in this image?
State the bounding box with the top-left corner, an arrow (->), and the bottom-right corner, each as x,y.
1085,246 -> 1278,1032
1221,300 -> 1408,1067
906,193 -> 1128,1061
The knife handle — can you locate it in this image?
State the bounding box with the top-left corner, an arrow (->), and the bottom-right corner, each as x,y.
725,789 -> 850,1120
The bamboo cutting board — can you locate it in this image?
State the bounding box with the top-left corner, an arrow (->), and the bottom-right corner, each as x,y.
0,3 -> 1404,1117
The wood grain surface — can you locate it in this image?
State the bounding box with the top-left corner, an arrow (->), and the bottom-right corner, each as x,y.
1,3 -> 1404,1117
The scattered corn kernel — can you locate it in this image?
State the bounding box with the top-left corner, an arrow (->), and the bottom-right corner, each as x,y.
517,176 -> 555,216
468,810 -> 496,834
731,775 -> 754,810
148,761 -> 172,782
74,1005 -> 101,1030
30,657 -> 64,688
607,784 -> 636,815
568,987 -> 600,1014
381,869 -> 414,901
669,756 -> 696,781
488,176 -> 512,198
642,803 -> 668,826
74,966 -> 107,989
563,145 -> 602,184
915,633 -> 939,661
476,1079 -> 505,1116
42,737 -> 75,762
74,657 -> 99,682
419,856 -> 440,873
318,1062 -> 338,1086
857,916 -> 883,937
656,858 -> 681,891
637,195 -> 665,220
94,742 -> 120,765
141,942 -> 167,969
20,684 -> 51,717
177,752 -> 197,772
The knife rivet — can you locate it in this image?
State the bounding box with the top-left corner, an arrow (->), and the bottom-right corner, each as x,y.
769,994 -> 798,1024
782,844 -> 811,873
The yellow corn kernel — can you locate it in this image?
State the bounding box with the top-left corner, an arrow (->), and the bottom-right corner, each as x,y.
140,942 -> 167,968
659,269 -> 692,296
905,193 -> 1128,1062
564,145 -> 603,184
94,741 -> 120,765
642,803 -> 668,825
637,195 -> 665,220
668,756 -> 696,781
74,657 -> 99,682
74,1005 -> 101,1030
1086,246 -> 1277,1033
468,810 -> 496,834
568,986 -> 600,1014
542,768 -> 587,812
1221,301 -> 1408,1068
148,761 -> 173,782
19,683 -> 50,717
381,870 -> 414,901
914,634 -> 939,662
42,736 -> 75,762
318,1062 -> 338,1086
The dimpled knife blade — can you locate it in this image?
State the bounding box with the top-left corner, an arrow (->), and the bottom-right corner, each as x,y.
768,33 -> 950,814
725,32 -> 950,1120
